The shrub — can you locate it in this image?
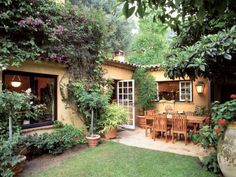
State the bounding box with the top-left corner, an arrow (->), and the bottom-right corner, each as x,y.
133,68 -> 156,115
194,100 -> 236,173
0,135 -> 22,177
99,104 -> 129,134
22,124 -> 86,155
202,153 -> 220,174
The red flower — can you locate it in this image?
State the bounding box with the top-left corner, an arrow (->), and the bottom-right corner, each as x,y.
215,127 -> 221,134
218,119 -> 226,126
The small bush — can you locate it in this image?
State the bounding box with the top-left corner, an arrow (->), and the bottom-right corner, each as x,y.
22,124 -> 86,156
0,135 -> 22,177
43,125 -> 86,155
202,153 -> 221,174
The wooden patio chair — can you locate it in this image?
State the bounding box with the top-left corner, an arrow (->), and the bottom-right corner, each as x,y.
171,114 -> 188,145
152,114 -> 170,142
144,110 -> 155,137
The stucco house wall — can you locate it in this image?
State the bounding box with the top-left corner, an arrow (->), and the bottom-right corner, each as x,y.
0,59 -> 210,134
3,61 -> 86,135
102,63 -> 134,80
150,70 -> 209,113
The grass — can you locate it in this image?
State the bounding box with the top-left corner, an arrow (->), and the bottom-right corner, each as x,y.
29,142 -> 217,177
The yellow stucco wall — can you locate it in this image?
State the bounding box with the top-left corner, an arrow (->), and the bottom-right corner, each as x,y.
6,61 -> 86,134
102,64 -> 133,80
2,61 -> 210,133
150,70 -> 209,113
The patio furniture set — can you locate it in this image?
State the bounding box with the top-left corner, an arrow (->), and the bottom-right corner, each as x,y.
144,110 -> 205,145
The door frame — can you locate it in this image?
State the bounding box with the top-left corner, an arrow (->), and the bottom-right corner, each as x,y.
117,80 -> 135,129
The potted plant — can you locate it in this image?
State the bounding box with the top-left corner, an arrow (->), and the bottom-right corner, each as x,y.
99,104 -> 129,139
0,91 -> 43,176
133,68 -> 157,128
86,109 -> 101,147
73,81 -> 112,147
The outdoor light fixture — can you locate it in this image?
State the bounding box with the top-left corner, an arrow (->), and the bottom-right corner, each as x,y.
11,75 -> 22,88
195,81 -> 205,94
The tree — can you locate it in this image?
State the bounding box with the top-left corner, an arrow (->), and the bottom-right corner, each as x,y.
70,0 -> 135,55
120,0 -> 236,81
127,17 -> 169,65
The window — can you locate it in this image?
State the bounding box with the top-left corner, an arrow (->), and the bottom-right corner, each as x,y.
3,70 -> 57,128
179,81 -> 192,101
157,81 -> 192,102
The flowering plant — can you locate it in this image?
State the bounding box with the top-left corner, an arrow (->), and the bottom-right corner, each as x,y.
194,100 -> 236,149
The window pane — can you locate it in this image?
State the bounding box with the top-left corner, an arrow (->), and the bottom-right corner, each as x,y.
158,81 -> 179,101
34,77 -> 55,121
3,71 -> 56,128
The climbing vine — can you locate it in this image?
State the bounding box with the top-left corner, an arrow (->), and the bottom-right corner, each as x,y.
0,0 -> 110,127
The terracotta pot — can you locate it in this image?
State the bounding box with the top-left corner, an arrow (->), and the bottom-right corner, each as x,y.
105,128 -> 117,139
217,122 -> 236,177
138,116 -> 145,128
11,155 -> 26,176
86,135 -> 101,148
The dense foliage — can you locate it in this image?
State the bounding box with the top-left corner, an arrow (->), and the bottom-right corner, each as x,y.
71,81 -> 112,134
99,104 -> 129,133
0,124 -> 85,177
0,0 -> 106,82
1,0 -> 115,131
127,16 -> 169,65
0,91 -> 44,138
165,26 -> 236,80
121,0 -> 236,81
27,124 -> 86,155
193,100 -> 236,173
194,100 -> 236,149
0,135 -> 22,177
70,0 -> 134,54
133,68 -> 156,114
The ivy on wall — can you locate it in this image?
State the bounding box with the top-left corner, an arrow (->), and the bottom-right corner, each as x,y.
0,0 -> 110,128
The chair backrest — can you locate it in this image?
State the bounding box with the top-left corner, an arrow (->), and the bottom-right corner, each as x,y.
172,114 -> 187,132
184,111 -> 194,116
145,109 -> 156,116
153,114 -> 167,131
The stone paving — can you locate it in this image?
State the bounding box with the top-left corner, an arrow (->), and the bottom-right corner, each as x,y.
113,127 -> 208,157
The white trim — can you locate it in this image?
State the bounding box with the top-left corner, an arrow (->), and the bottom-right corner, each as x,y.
179,81 -> 192,101
117,80 -> 135,129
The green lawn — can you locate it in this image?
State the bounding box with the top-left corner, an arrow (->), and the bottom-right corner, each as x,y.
29,142 -> 217,177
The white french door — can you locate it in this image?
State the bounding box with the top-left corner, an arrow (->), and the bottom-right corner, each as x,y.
117,80 -> 135,129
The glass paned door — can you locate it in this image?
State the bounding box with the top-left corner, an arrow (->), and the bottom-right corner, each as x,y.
117,80 -> 135,129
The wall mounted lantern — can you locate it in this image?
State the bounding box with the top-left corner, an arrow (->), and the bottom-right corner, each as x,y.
195,81 -> 205,94
11,75 -> 22,88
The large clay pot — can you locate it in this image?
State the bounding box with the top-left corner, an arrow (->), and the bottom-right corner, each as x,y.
138,116 -> 145,128
105,128 -> 117,139
86,135 -> 101,148
217,122 -> 236,177
11,155 -> 26,176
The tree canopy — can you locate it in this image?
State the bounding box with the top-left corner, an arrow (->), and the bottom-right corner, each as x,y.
127,17 -> 169,65
120,0 -> 236,80
70,0 -> 134,55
